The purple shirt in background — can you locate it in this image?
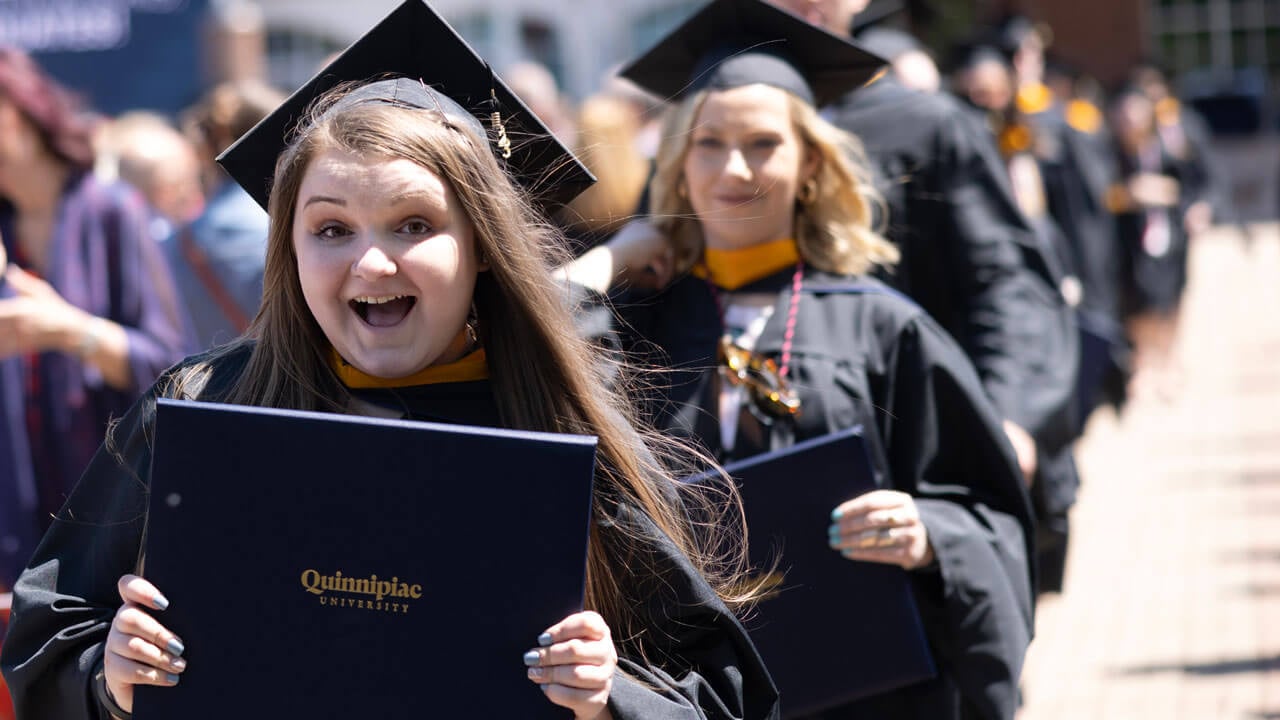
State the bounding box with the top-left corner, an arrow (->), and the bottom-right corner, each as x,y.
0,172 -> 194,588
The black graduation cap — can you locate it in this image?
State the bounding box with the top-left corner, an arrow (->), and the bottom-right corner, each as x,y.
619,0 -> 886,108
217,0 -> 595,212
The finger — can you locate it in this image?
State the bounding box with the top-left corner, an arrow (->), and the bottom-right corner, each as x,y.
527,662 -> 614,689
106,655 -> 182,688
526,638 -> 614,669
538,611 -> 609,646
117,574 -> 170,612
539,682 -> 611,715
107,631 -> 187,675
4,266 -> 50,297
830,490 -> 910,520
839,544 -> 916,568
114,604 -> 185,658
831,525 -> 907,551
831,507 -> 916,537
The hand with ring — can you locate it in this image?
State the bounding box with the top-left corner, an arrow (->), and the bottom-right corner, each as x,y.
828,490 -> 934,570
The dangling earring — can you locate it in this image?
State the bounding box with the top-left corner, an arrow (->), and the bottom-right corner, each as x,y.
465,303 -> 480,350
797,178 -> 818,206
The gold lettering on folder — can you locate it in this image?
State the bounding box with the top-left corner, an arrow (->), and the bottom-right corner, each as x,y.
300,569 -> 424,615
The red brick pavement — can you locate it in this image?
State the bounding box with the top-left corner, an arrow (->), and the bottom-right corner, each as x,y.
1018,224 -> 1280,720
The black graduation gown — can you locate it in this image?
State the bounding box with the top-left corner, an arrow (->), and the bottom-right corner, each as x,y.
1020,98 -> 1124,323
1113,139 -> 1193,315
0,344 -> 780,720
611,269 -> 1036,720
823,77 -> 1078,460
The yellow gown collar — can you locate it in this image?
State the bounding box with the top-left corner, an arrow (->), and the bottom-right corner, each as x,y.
330,347 -> 489,389
693,238 -> 800,291
1016,83 -> 1054,115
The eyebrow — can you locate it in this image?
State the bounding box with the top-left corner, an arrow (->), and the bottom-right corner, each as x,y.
303,195 -> 346,208
387,190 -> 444,207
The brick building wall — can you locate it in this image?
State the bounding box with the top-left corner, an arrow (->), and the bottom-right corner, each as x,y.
967,0 -> 1146,88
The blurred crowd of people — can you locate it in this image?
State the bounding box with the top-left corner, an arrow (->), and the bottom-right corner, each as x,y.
0,54 -> 286,618
0,0 -> 1222,717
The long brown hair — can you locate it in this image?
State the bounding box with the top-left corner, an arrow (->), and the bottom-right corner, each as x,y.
649,87 -> 899,276
170,85 -> 757,649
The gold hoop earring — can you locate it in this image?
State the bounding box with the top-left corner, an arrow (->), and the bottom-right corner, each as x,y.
798,178 -> 818,205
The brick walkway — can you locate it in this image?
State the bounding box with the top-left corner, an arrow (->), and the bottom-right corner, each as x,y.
1018,223 -> 1280,720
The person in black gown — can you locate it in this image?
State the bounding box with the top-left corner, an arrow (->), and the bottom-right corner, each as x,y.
0,4 -> 780,720
763,1 -> 1079,493
1108,84 -> 1209,401
563,1 -> 1035,717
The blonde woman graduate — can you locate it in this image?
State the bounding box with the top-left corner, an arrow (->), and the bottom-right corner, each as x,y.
563,1 -> 1036,717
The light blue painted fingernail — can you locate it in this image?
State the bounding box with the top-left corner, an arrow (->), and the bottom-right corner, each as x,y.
152,594 -> 169,611
830,508 -> 843,520
165,673 -> 181,685
523,650 -> 540,667
528,666 -> 544,679
841,548 -> 855,558
166,638 -> 185,657
537,632 -> 553,647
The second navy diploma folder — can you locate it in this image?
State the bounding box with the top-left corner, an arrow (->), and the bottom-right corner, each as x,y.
720,428 -> 937,717
135,399 -> 597,719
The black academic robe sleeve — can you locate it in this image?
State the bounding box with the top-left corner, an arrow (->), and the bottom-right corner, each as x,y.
0,349 -> 246,720
875,313 -> 1036,720
2,384 -> 158,720
831,81 -> 1077,450
606,502 -> 780,720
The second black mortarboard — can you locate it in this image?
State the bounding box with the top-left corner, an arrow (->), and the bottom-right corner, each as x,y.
618,0 -> 885,108
218,0 -> 595,212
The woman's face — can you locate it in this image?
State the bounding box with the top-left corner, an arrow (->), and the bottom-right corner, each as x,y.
682,84 -> 815,251
293,148 -> 484,379
1112,95 -> 1153,150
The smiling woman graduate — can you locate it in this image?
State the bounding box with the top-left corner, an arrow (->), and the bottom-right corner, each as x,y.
0,3 -> 780,720
562,1 -> 1036,718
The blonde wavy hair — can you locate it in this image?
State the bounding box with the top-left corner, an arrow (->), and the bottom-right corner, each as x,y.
650,87 -> 898,276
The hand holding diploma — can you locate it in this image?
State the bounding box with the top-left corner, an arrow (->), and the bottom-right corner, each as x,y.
103,575 -> 186,714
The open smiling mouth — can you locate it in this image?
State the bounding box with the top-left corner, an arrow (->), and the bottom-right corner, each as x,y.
350,295 -> 417,327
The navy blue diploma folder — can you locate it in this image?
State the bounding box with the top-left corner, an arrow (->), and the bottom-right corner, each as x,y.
135,399 -> 597,719
719,428 -> 936,717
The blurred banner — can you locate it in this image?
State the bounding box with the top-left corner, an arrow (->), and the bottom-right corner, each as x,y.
1,0 -> 209,115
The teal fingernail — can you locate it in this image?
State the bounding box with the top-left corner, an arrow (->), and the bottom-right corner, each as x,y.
152,594 -> 169,611
528,666 -> 544,679
830,508 -> 843,520
165,673 -> 181,684
523,650 -> 540,667
537,632 -> 553,647
167,638 -> 185,657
